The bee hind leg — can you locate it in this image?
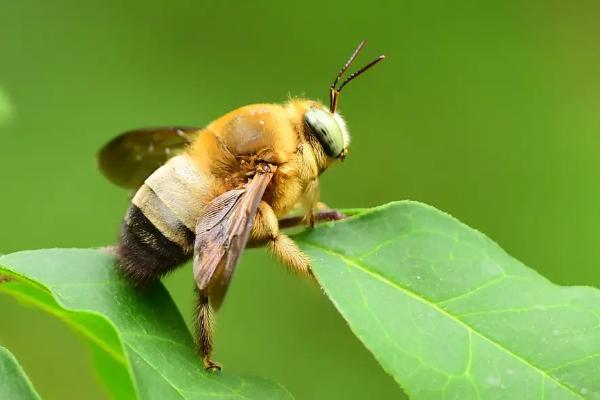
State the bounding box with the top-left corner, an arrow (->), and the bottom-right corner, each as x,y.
195,292 -> 221,371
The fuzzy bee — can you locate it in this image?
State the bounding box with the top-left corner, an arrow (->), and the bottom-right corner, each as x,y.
98,41 -> 384,370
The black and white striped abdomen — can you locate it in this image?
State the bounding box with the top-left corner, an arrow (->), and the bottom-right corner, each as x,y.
117,154 -> 211,285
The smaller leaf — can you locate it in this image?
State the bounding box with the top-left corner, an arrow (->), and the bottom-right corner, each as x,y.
0,249 -> 293,400
0,346 -> 41,400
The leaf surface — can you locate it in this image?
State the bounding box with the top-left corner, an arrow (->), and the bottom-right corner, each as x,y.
0,249 -> 292,400
297,201 -> 600,399
0,346 -> 41,400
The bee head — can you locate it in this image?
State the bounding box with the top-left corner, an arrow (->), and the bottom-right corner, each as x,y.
304,106 -> 349,160
303,41 -> 384,161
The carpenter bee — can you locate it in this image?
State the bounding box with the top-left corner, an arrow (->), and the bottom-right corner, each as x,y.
98,41 -> 384,371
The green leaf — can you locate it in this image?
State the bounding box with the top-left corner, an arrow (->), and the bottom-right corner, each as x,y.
296,201 -> 600,399
0,249 -> 292,400
0,346 -> 41,400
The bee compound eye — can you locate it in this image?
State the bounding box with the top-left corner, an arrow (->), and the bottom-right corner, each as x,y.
304,107 -> 344,158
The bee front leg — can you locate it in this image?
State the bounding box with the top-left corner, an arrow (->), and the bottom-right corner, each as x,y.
195,292 -> 221,371
277,209 -> 347,229
252,201 -> 313,279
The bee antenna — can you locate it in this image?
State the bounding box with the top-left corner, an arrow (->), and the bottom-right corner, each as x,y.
331,40 -> 367,90
329,40 -> 385,113
337,55 -> 385,92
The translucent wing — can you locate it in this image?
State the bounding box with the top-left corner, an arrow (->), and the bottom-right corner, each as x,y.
193,166 -> 275,309
98,127 -> 201,189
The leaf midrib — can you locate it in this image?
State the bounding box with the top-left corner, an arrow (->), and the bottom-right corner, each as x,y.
302,240 -> 584,399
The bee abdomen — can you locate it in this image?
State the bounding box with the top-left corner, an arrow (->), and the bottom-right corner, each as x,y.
117,154 -> 209,286
118,203 -> 193,286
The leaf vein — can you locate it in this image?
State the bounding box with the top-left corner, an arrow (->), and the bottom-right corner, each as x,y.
303,241 -> 585,399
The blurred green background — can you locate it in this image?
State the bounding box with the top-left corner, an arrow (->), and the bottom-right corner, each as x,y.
1,1 -> 600,399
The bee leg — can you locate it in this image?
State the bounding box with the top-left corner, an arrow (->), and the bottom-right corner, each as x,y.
277,210 -> 347,229
269,234 -> 314,279
195,292 -> 221,371
313,202 -> 346,222
251,201 -> 313,279
316,209 -> 346,222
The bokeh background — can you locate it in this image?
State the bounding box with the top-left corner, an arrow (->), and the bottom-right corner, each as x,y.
1,1 -> 600,399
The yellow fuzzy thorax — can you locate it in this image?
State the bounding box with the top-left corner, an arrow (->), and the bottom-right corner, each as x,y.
185,99 -> 343,217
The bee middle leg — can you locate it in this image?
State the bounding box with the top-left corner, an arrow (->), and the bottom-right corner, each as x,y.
195,292 -> 221,371
251,201 -> 313,279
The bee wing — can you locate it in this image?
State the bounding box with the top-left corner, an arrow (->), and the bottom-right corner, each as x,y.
98,127 -> 201,189
193,166 -> 275,308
